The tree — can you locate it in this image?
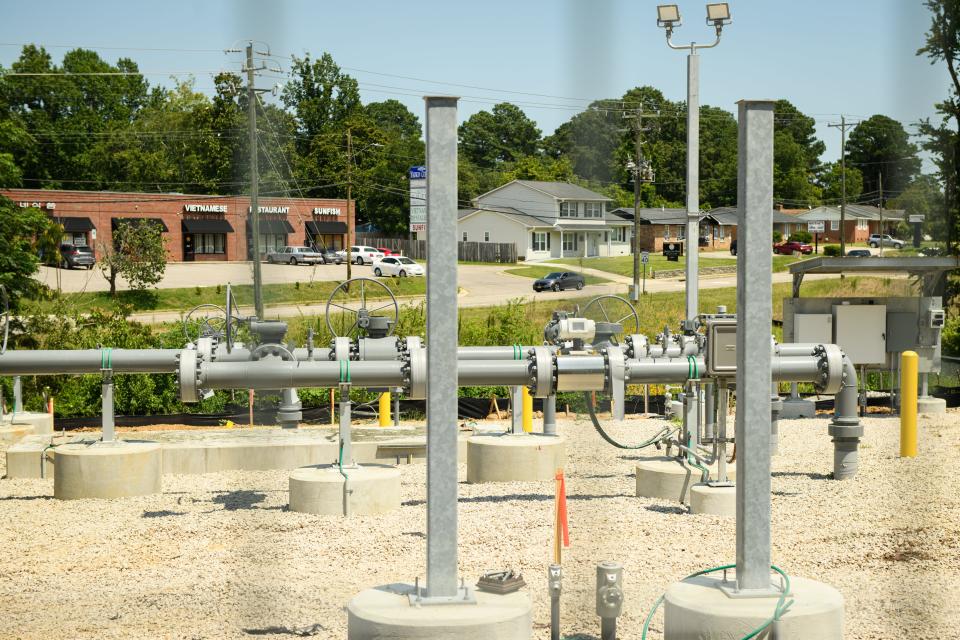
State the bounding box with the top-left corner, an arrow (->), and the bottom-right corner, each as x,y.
890,175 -> 946,238
917,0 -> 960,252
819,161 -> 864,203
98,221 -> 167,296
846,115 -> 922,203
458,103 -> 542,169
773,100 -> 826,206
0,197 -> 57,309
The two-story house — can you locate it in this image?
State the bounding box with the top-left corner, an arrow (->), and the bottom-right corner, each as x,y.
456,180 -> 633,261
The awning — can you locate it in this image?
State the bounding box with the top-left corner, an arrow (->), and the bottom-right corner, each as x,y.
111,217 -> 169,232
52,217 -> 95,232
306,220 -> 348,235
247,218 -> 294,234
182,218 -> 235,234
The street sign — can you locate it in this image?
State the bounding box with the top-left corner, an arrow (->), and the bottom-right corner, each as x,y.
908,214 -> 925,223
807,221 -> 825,233
409,166 -> 427,231
409,166 -> 427,180
663,241 -> 683,262
641,251 -> 649,264
411,223 -> 426,232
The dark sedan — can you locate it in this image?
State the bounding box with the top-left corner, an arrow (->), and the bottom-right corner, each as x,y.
318,248 -> 343,264
533,271 -> 585,292
59,244 -> 95,269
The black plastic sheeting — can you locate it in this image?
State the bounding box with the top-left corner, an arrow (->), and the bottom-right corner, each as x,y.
52,395 -> 671,431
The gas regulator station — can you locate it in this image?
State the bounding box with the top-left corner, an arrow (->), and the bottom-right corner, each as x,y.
1,11 -> 955,640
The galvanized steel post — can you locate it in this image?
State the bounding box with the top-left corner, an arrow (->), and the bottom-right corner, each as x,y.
424,96 -> 460,598
685,52 -> 700,323
13,375 -> 22,414
734,99 -> 776,593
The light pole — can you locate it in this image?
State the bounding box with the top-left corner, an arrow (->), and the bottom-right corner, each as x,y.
656,3 -> 731,326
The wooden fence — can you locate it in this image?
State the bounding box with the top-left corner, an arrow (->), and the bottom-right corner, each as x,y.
355,235 -> 518,264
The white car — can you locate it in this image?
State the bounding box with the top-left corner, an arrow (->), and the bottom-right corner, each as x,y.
373,256 -> 424,277
349,245 -> 384,265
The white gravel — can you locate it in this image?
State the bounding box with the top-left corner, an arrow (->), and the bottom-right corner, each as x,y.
1,410 -> 958,639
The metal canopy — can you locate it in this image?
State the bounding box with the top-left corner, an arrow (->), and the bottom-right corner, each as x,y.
53,216 -> 95,232
306,220 -> 348,235
247,218 -> 294,234
182,218 -> 235,234
789,256 -> 960,297
111,217 -> 169,232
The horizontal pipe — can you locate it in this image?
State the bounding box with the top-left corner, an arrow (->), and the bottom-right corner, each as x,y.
0,349 -> 181,375
199,361 -> 406,389
457,360 -> 532,386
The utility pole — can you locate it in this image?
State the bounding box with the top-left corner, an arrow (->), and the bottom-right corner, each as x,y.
829,115 -> 854,257
625,107 -> 654,302
245,42 -> 265,319
346,127 -> 353,283
878,171 -> 884,256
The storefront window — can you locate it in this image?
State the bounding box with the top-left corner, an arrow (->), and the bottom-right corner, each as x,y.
260,233 -> 286,254
196,233 -> 226,254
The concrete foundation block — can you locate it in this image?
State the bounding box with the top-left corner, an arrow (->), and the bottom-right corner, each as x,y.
1,412 -> 54,435
689,483 -> 736,517
467,433 -> 566,483
347,583 -> 531,639
664,574 -> 843,639
780,398 -> 816,419
636,456 -> 736,504
289,463 -> 400,516
0,423 -> 32,444
917,396 -> 947,415
53,442 -> 162,500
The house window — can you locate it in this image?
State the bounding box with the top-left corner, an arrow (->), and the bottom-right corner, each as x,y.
562,234 -> 578,251
830,220 -> 839,231
583,202 -> 602,218
678,225 -> 685,239
663,225 -> 670,239
784,224 -> 791,235
718,225 -> 725,240
462,232 -> 468,242
612,227 -> 627,243
532,231 -> 550,252
857,218 -> 868,230
559,201 -> 578,218
484,231 -> 490,242
197,233 -> 226,254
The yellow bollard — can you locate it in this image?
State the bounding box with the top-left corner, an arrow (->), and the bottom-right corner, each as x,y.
522,386 -> 533,433
900,351 -> 918,458
379,392 -> 391,427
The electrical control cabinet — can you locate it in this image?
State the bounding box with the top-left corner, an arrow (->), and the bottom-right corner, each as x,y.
833,304 -> 887,365
795,313 -> 832,345
705,317 -> 737,376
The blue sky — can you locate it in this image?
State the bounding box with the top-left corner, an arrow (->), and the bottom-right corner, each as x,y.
0,0 -> 949,169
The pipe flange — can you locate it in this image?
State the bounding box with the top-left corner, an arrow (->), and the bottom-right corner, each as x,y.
627,334 -> 648,359
177,349 -> 199,403
605,345 -> 625,396
407,346 -> 427,400
532,346 -> 554,398
334,336 -> 353,362
195,337 -> 214,362
813,343 -> 844,395
828,421 -> 864,439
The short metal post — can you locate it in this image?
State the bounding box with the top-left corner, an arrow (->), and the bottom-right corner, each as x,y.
900,351 -> 918,458
548,564 -> 562,640
921,372 -> 929,398
717,381 -> 729,483
13,375 -> 22,415
339,383 -> 352,464
734,99 -> 776,593
704,380 -> 715,441
101,370 -> 115,443
393,388 -> 400,427
543,395 -> 557,435
510,386 -> 523,434
522,386 -> 533,433
424,95 -> 460,599
379,391 -> 391,427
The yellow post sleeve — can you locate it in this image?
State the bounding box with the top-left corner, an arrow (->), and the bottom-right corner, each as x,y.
329,388 -> 335,425
900,351 -> 918,458
379,392 -> 391,427
522,386 -> 533,433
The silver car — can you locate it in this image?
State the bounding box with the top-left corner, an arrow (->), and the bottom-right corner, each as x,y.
266,246 -> 323,265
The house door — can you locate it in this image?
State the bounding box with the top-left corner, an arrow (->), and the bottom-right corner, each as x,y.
588,233 -> 599,257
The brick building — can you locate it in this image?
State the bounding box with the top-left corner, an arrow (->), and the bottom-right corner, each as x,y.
2,189 -> 354,262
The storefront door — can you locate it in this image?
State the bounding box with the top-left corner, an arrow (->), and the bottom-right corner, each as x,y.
183,234 -> 195,262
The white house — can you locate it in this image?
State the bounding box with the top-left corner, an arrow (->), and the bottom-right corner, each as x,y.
456,180 -> 633,261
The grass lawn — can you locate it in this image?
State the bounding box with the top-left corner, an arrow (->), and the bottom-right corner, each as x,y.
29,277 -> 428,314
554,253 -> 802,277
503,266 -> 611,285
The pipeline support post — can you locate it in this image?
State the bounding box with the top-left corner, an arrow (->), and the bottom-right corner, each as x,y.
339,383 -> 353,465
543,395 -> 557,435
732,99 -> 775,594
423,96 -> 462,601
900,350 -> 918,457
522,386 -> 533,433
510,386 -> 524,434
13,375 -> 22,414
101,363 -> 115,443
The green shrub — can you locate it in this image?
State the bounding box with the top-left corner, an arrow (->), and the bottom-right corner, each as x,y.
942,316 -> 960,357
789,230 -> 813,243
823,245 -> 841,257
773,231 -> 783,243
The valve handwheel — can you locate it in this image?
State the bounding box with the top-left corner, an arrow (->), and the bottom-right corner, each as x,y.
224,283 -> 244,353
325,277 -> 399,338
581,295 -> 640,342
182,303 -> 229,344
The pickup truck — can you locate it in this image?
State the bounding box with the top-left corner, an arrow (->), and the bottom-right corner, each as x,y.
773,240 -> 813,255
266,246 -> 324,265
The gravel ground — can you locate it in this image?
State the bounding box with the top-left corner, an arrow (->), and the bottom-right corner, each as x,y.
1,410 -> 958,639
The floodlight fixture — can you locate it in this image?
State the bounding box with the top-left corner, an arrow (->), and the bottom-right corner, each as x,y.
706,3 -> 731,26
657,4 -> 681,28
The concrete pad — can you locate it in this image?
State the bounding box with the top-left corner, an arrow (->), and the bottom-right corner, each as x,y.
1,412 -> 54,435
347,583 -> 531,639
780,398 -> 816,419
689,483 -> 736,517
664,574 -> 843,639
917,396 -> 947,415
53,441 -> 162,500
289,464 -> 401,516
0,423 -> 31,444
636,456 -> 736,504
467,433 -> 566,483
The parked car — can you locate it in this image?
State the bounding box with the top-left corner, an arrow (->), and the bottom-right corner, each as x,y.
266,246 -> 323,265
373,256 -> 424,277
349,245 -> 385,265
317,247 -> 343,264
773,240 -> 813,255
847,249 -> 872,257
59,244 -> 95,269
376,247 -> 398,257
730,239 -> 737,256
868,234 -> 904,249
533,271 -> 585,292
